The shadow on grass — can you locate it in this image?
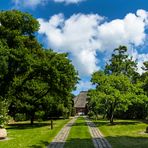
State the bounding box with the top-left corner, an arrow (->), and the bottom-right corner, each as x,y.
29,140 -> 50,148
105,135 -> 148,148
70,122 -> 87,127
64,138 -> 94,148
93,120 -> 140,127
29,135 -> 148,148
29,139 -> 93,148
7,122 -> 53,130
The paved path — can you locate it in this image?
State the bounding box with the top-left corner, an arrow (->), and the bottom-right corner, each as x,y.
85,117 -> 112,148
47,117 -> 77,148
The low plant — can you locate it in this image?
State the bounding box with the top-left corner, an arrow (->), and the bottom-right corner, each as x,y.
0,99 -> 9,128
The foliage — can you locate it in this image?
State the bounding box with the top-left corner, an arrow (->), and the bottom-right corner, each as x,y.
89,72 -> 133,123
142,61 -> 148,96
15,113 -> 26,122
105,46 -> 139,81
0,98 -> 9,128
0,10 -> 78,124
88,46 -> 148,123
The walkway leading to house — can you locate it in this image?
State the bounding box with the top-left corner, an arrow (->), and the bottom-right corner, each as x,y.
47,117 -> 77,148
85,117 -> 112,148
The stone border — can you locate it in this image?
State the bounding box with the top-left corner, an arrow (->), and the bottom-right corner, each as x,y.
85,117 -> 112,148
47,117 -> 77,148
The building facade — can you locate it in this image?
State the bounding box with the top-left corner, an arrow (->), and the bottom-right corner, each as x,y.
74,91 -> 88,115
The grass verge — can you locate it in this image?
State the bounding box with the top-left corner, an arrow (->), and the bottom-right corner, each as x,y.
64,116 -> 94,148
93,119 -> 148,148
0,119 -> 70,148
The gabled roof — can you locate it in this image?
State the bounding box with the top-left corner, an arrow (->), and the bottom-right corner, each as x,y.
74,91 -> 88,108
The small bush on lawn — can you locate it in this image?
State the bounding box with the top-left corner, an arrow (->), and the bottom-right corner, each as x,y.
15,113 -> 26,121
0,99 -> 9,128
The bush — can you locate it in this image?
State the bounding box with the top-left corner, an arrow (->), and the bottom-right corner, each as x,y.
57,104 -> 69,119
71,107 -> 76,116
15,113 -> 26,121
0,99 -> 9,128
35,111 -> 45,122
88,111 -> 95,118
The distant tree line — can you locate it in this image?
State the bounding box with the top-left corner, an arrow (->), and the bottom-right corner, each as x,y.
0,10 -> 78,126
88,46 -> 148,124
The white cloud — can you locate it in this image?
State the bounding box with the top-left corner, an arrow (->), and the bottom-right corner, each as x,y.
72,80 -> 95,95
13,0 -> 48,8
38,9 -> 148,76
12,0 -> 85,8
38,13 -> 103,76
130,49 -> 148,74
77,81 -> 94,91
54,0 -> 85,4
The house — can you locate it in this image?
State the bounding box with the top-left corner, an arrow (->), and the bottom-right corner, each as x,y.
74,91 -> 88,115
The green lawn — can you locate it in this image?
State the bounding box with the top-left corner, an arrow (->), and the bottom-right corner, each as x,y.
93,119 -> 148,148
0,119 -> 70,148
64,116 -> 94,148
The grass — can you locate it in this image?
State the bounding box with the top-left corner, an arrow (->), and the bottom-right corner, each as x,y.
0,119 -> 70,148
64,116 -> 94,148
93,119 -> 148,148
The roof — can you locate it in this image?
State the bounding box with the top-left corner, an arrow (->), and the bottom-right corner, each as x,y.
74,91 -> 88,108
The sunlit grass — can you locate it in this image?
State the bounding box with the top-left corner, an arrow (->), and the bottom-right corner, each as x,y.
64,116 -> 94,148
0,119 -> 70,148
94,119 -> 148,148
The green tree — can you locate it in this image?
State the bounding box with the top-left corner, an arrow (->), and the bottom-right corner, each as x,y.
105,46 -> 139,82
142,61 -> 148,95
0,10 -> 78,124
0,98 -> 9,128
88,46 -> 147,123
90,71 -> 133,123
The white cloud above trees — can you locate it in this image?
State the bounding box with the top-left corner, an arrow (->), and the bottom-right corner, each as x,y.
38,9 -> 148,76
13,0 -> 85,8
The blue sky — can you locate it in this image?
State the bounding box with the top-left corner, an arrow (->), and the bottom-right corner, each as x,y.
1,0 -> 148,95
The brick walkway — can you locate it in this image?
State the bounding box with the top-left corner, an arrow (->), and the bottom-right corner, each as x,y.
85,117 -> 112,148
47,117 -> 77,148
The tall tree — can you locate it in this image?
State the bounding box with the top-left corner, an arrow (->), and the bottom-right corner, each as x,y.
142,61 -> 148,96
0,10 -> 78,124
105,46 -> 139,82
88,46 -> 147,123
90,71 -> 133,123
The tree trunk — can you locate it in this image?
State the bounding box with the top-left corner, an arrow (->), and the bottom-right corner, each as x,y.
110,113 -> 114,124
51,118 -> 53,129
109,103 -> 115,124
30,112 -> 35,125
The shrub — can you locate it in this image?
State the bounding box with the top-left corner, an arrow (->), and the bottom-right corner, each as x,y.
35,111 -> 45,122
87,111 -> 95,118
15,113 -> 26,121
0,99 -> 9,128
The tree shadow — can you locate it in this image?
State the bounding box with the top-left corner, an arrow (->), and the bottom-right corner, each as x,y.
70,122 -> 88,127
29,140 -> 50,148
7,122 -> 53,130
105,135 -> 148,148
93,120 -> 140,127
29,136 -> 148,148
64,138 -> 94,148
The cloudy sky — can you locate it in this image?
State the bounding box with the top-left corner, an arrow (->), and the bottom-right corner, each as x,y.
1,0 -> 148,95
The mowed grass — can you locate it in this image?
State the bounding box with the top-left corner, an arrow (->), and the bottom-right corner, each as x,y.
64,116 -> 94,148
93,119 -> 148,148
0,119 -> 70,148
